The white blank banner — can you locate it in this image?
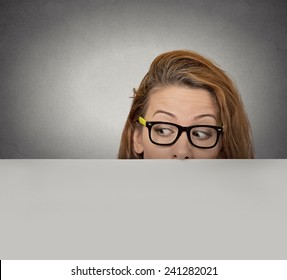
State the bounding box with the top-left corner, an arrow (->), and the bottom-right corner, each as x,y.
0,160 -> 286,259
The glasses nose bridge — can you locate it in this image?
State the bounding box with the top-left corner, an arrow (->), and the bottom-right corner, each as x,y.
177,125 -> 192,143
181,126 -> 190,133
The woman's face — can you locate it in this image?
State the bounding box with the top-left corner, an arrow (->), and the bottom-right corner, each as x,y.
133,86 -> 222,159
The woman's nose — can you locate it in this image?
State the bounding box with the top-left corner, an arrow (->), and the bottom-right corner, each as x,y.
172,132 -> 193,159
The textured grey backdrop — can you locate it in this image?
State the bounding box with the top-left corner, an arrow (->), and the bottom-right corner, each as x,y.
1,0 -> 287,158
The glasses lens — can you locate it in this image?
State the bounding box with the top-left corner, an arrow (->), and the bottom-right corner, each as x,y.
151,123 -> 179,144
190,127 -> 218,148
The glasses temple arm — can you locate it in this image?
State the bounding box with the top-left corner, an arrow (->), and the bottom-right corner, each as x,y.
138,116 -> 147,126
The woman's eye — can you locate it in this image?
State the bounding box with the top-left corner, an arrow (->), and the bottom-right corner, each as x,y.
192,130 -> 211,139
155,127 -> 174,136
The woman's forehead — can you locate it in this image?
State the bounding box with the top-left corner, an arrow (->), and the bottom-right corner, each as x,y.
145,86 -> 219,120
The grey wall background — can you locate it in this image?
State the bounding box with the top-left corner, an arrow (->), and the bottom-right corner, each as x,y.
1,0 -> 287,158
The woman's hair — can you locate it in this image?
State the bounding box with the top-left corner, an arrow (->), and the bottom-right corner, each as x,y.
118,50 -> 254,159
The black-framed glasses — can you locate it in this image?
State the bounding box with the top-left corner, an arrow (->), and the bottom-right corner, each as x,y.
138,117 -> 223,149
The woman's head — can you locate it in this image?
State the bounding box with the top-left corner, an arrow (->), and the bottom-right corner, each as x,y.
119,50 -> 254,159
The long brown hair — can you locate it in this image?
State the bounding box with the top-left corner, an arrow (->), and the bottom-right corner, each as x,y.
118,50 -> 254,159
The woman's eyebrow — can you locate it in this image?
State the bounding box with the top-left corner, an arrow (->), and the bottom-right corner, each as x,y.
153,110 -> 176,118
153,111 -> 217,120
193,114 -> 217,120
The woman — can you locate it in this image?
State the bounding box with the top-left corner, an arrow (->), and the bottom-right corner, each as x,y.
118,50 -> 254,159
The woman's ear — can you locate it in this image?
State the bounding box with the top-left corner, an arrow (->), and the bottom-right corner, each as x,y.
133,128 -> 144,154
217,139 -> 225,159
